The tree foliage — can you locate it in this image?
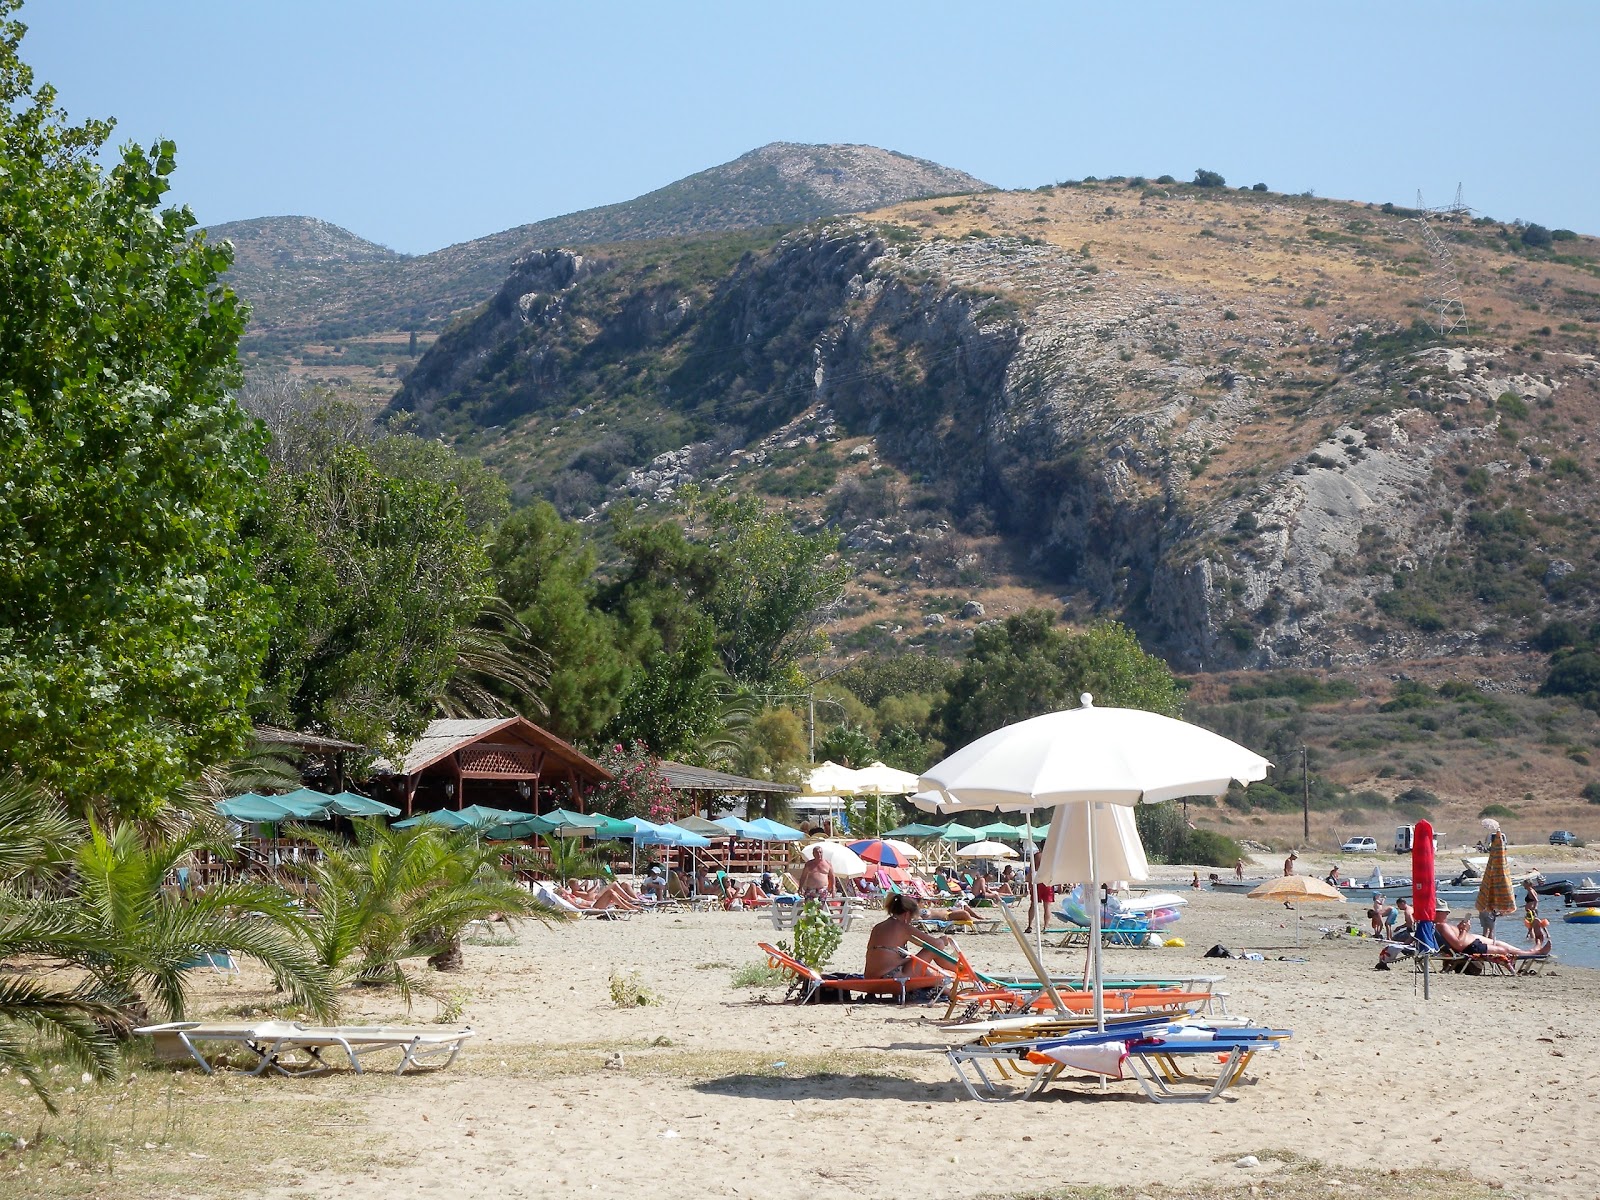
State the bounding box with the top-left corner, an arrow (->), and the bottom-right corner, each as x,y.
492,502 -> 630,741
0,10 -> 271,813
941,611 -> 1183,748
254,444 -> 490,749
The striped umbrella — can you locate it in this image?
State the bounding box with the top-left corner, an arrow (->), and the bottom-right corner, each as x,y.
1476,824 -> 1516,917
848,838 -> 918,867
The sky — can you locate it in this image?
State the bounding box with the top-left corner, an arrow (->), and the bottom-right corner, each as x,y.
22,1 -> 1600,256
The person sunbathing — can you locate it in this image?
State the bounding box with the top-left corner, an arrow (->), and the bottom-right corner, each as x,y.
865,894 -> 953,979
1434,910 -> 1551,958
560,882 -> 640,911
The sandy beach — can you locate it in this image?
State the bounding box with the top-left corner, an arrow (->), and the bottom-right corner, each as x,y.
17,858 -> 1575,1200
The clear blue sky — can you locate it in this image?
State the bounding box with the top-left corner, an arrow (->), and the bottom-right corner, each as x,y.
22,0 -> 1600,255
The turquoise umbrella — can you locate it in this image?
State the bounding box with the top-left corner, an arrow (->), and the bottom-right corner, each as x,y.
937,822 -> 983,845
322,792 -> 401,818
393,805 -> 538,830
216,792 -> 332,822
883,821 -> 947,839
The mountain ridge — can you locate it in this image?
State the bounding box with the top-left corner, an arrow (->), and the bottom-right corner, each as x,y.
210,142 -> 989,372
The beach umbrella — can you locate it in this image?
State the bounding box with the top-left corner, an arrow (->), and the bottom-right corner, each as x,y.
848,838 -> 917,867
483,814 -> 559,840
540,808 -> 606,835
588,814 -> 637,840
712,815 -> 762,838
851,761 -> 920,795
321,791 -> 401,819
971,819 -> 1026,841
217,793 -> 330,823
1475,822 -> 1516,921
672,816 -> 733,840
883,821 -> 946,839
807,839 -> 870,879
802,760 -> 863,796
1037,803 -> 1147,891
917,694 -> 1269,1028
935,822 -> 983,845
393,805 -> 539,830
743,817 -> 806,842
1247,876 -> 1346,903
956,840 -> 1019,859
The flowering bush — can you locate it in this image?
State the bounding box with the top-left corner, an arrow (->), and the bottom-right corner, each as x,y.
593,741 -> 676,823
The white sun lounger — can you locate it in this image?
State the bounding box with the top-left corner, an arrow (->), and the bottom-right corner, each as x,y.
137,1020 -> 475,1077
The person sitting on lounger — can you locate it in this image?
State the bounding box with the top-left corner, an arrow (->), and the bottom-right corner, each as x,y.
865,894 -> 954,979
1433,905 -> 1552,958
641,865 -> 667,901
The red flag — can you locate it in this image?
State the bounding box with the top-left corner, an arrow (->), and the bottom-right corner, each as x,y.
1412,820 -> 1436,922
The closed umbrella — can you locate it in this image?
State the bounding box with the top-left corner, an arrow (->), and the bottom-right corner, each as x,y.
1476,822 -> 1516,927
918,694 -> 1269,1027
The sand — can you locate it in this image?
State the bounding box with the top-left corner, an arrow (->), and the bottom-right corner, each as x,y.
151,862 -> 1589,1200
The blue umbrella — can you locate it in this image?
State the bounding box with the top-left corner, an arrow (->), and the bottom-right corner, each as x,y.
393,805 -> 538,830
743,817 -> 806,843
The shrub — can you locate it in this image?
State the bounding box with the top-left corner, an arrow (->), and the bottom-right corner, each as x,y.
1193,169 -> 1226,188
1521,224 -> 1553,248
1582,782 -> 1600,805
1156,174 -> 1176,185
609,969 -> 662,1008
1380,680 -> 1435,712
1479,803 -> 1517,818
784,901 -> 843,969
730,960 -> 788,988
1552,229 -> 1577,241
1252,182 -> 1268,192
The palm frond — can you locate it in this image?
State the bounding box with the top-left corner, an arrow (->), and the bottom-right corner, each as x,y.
437,595 -> 552,719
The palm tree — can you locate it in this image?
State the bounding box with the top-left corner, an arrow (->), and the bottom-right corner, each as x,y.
295,822 -> 554,998
540,834 -> 601,886
4,822 -> 337,1026
438,595 -> 552,720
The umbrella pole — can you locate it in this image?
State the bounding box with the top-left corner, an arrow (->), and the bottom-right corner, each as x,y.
1088,802 -> 1104,1031
1024,808 -> 1041,967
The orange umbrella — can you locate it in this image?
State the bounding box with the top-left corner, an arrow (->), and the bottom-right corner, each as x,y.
1476,824 -> 1516,917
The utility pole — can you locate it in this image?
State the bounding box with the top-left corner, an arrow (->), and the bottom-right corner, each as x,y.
1301,746 -> 1311,844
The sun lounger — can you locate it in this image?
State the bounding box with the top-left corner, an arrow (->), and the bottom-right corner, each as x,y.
137,1020 -> 475,1077
758,942 -> 947,1006
947,1019 -> 1290,1103
1436,948 -> 1555,976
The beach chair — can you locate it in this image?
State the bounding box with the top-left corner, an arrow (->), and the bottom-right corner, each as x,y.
947,1020 -> 1290,1104
137,1021 -> 476,1077
178,950 -> 240,976
757,942 -> 948,1006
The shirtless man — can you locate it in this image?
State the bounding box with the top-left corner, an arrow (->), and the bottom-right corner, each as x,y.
1433,904 -> 1552,958
1283,851 -> 1298,877
795,845 -> 836,899
865,894 -> 953,979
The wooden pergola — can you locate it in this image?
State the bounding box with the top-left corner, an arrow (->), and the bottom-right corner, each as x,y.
372,717 -> 612,817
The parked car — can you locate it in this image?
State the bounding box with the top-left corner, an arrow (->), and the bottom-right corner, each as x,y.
1341,836 -> 1378,853
1550,830 -> 1579,846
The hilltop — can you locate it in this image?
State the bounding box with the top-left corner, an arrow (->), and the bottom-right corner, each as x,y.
387,175 -> 1600,829
210,143 -> 988,398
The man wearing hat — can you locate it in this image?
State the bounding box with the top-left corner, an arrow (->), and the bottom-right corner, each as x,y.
1432,899 -> 1552,960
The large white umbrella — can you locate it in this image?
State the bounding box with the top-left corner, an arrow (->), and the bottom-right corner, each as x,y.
917,694 -> 1270,1027
851,761 -> 920,795
956,840 -> 1019,859
806,839 -> 870,879
802,761 -> 863,796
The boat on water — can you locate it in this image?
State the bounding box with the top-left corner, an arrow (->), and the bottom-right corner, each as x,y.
1208,878 -> 1266,893
1335,867 -> 1412,894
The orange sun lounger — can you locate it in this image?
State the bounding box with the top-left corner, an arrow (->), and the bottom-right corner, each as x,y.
758,942 -> 948,1005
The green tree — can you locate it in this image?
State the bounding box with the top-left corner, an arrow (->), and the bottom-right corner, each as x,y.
1193,168 -> 1226,188
941,611 -> 1183,748
689,490 -> 850,687
492,503 -> 630,740
0,11 -> 272,815
607,619 -> 727,759
255,444 -> 490,749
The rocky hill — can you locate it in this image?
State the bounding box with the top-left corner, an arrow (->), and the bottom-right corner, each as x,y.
209,143 -> 988,398
391,178 -> 1600,684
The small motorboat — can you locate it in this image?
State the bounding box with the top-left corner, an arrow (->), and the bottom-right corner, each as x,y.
1338,867 -> 1412,894
1208,878 -> 1265,893
1563,907 -> 1600,925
